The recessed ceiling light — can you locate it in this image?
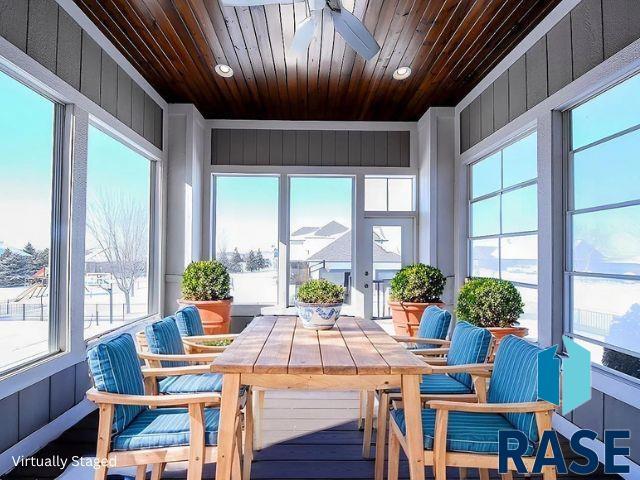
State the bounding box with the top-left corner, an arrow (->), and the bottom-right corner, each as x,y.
393,66 -> 412,80
215,64 -> 234,78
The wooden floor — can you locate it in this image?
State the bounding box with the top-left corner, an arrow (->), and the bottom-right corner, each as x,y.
5,389 -> 620,479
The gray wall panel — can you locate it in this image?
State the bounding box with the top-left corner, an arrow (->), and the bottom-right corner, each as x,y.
571,0 -> 604,79
572,388 -> 604,439
295,130 -> 309,165
348,131 -> 361,166
210,129 -> 410,167
282,130 -> 296,165
547,15 -> 573,95
19,378 -> 50,439
493,71 -> 509,131
269,130 -> 283,165
256,129 -> 270,165
74,361 -> 91,404
480,85 -> 494,140
460,106 -> 470,152
603,0 -> 640,59
80,31 -> 101,106
242,129 -> 257,165
335,131 -> 349,166
100,50 -> 117,116
143,93 -> 155,143
321,130 -> 336,166
153,101 -> 163,149
55,9 -> 82,91
0,0 -> 29,51
230,129 -> 244,164
50,365 -> 76,420
526,37 -> 548,109
604,395 -> 640,463
27,0 -> 58,72
361,131 -> 375,167
131,82 -> 145,135
116,66 -> 132,127
508,56 -> 527,121
469,97 -> 482,146
308,131 -> 322,166
0,393 -> 19,452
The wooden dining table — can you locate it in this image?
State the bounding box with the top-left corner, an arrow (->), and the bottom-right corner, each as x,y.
212,315 -> 429,480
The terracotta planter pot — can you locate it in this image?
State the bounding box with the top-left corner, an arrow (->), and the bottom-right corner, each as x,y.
178,298 -> 232,334
389,301 -> 445,336
486,326 -> 528,357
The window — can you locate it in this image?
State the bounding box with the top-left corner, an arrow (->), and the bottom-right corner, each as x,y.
289,177 -> 353,305
365,176 -> 415,211
214,176 -> 279,305
0,70 -> 61,373
567,73 -> 640,380
468,132 -> 538,339
84,126 -> 153,338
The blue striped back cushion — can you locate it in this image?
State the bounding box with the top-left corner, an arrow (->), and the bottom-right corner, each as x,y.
145,317 -> 188,367
447,322 -> 492,388
417,306 -> 451,344
87,334 -> 145,434
488,335 -> 542,444
174,306 -> 205,337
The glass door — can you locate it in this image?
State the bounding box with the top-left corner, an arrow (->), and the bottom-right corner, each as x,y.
363,218 -> 414,319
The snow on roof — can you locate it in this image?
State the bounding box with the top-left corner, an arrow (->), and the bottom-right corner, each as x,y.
291,226 -> 319,237
311,221 -> 349,237
308,231 -> 400,263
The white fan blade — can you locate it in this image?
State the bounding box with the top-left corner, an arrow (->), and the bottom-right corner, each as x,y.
330,8 -> 380,60
290,13 -> 320,57
220,0 -> 303,6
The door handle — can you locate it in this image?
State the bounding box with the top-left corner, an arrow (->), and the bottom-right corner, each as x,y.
364,283 -> 369,289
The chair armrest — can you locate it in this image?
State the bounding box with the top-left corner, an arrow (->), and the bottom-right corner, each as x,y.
183,334 -> 239,343
423,363 -> 493,375
393,336 -> 451,346
427,400 -> 556,414
418,356 -> 447,365
138,352 -> 218,363
86,388 -> 215,406
142,365 -> 213,377
412,347 -> 450,356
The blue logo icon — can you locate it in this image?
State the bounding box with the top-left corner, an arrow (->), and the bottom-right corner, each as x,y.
537,335 -> 591,414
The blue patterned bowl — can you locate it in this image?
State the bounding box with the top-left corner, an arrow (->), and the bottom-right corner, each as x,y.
296,302 -> 342,330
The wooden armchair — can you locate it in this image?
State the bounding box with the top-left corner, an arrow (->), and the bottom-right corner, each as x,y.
388,335 -> 559,480
86,333 -> 245,480
369,322 -> 494,480
174,305 -> 238,354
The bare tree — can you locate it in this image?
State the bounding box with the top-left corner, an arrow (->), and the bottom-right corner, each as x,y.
87,191 -> 148,314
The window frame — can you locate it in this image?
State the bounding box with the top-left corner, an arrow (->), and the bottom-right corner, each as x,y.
0,67 -> 67,376
466,130 -> 539,339
563,84 -> 640,378
364,175 -> 416,213
82,121 -> 160,340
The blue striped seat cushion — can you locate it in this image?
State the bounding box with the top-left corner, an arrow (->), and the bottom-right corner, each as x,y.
488,335 -> 542,445
175,306 -> 205,337
391,408 -> 534,455
446,322 -> 492,389
420,374 -> 471,394
145,317 -> 188,367
87,334 -> 145,434
111,407 -> 220,451
415,306 -> 451,348
159,373 -> 224,394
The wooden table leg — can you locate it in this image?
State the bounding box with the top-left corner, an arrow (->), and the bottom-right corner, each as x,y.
402,374 -> 425,480
216,374 -> 241,480
362,390 -> 375,458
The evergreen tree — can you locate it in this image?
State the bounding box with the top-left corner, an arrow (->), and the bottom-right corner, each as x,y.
228,248 -> 243,273
0,250 -> 30,287
255,249 -> 270,270
246,250 -> 258,272
23,243 -> 36,256
32,248 -> 49,272
217,250 -> 233,271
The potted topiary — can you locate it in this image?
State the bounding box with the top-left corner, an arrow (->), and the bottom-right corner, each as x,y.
179,260 -> 233,334
296,278 -> 345,330
455,277 -> 526,344
388,264 -> 446,336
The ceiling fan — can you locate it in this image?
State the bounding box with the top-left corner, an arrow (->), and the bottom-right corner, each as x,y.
220,0 -> 381,60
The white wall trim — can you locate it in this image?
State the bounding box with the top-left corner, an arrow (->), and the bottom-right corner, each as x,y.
456,0 -> 582,113
0,399 -> 96,475
54,0 -> 167,110
553,414 -> 640,479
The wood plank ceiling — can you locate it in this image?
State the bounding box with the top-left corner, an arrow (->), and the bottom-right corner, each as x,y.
73,0 -> 562,121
